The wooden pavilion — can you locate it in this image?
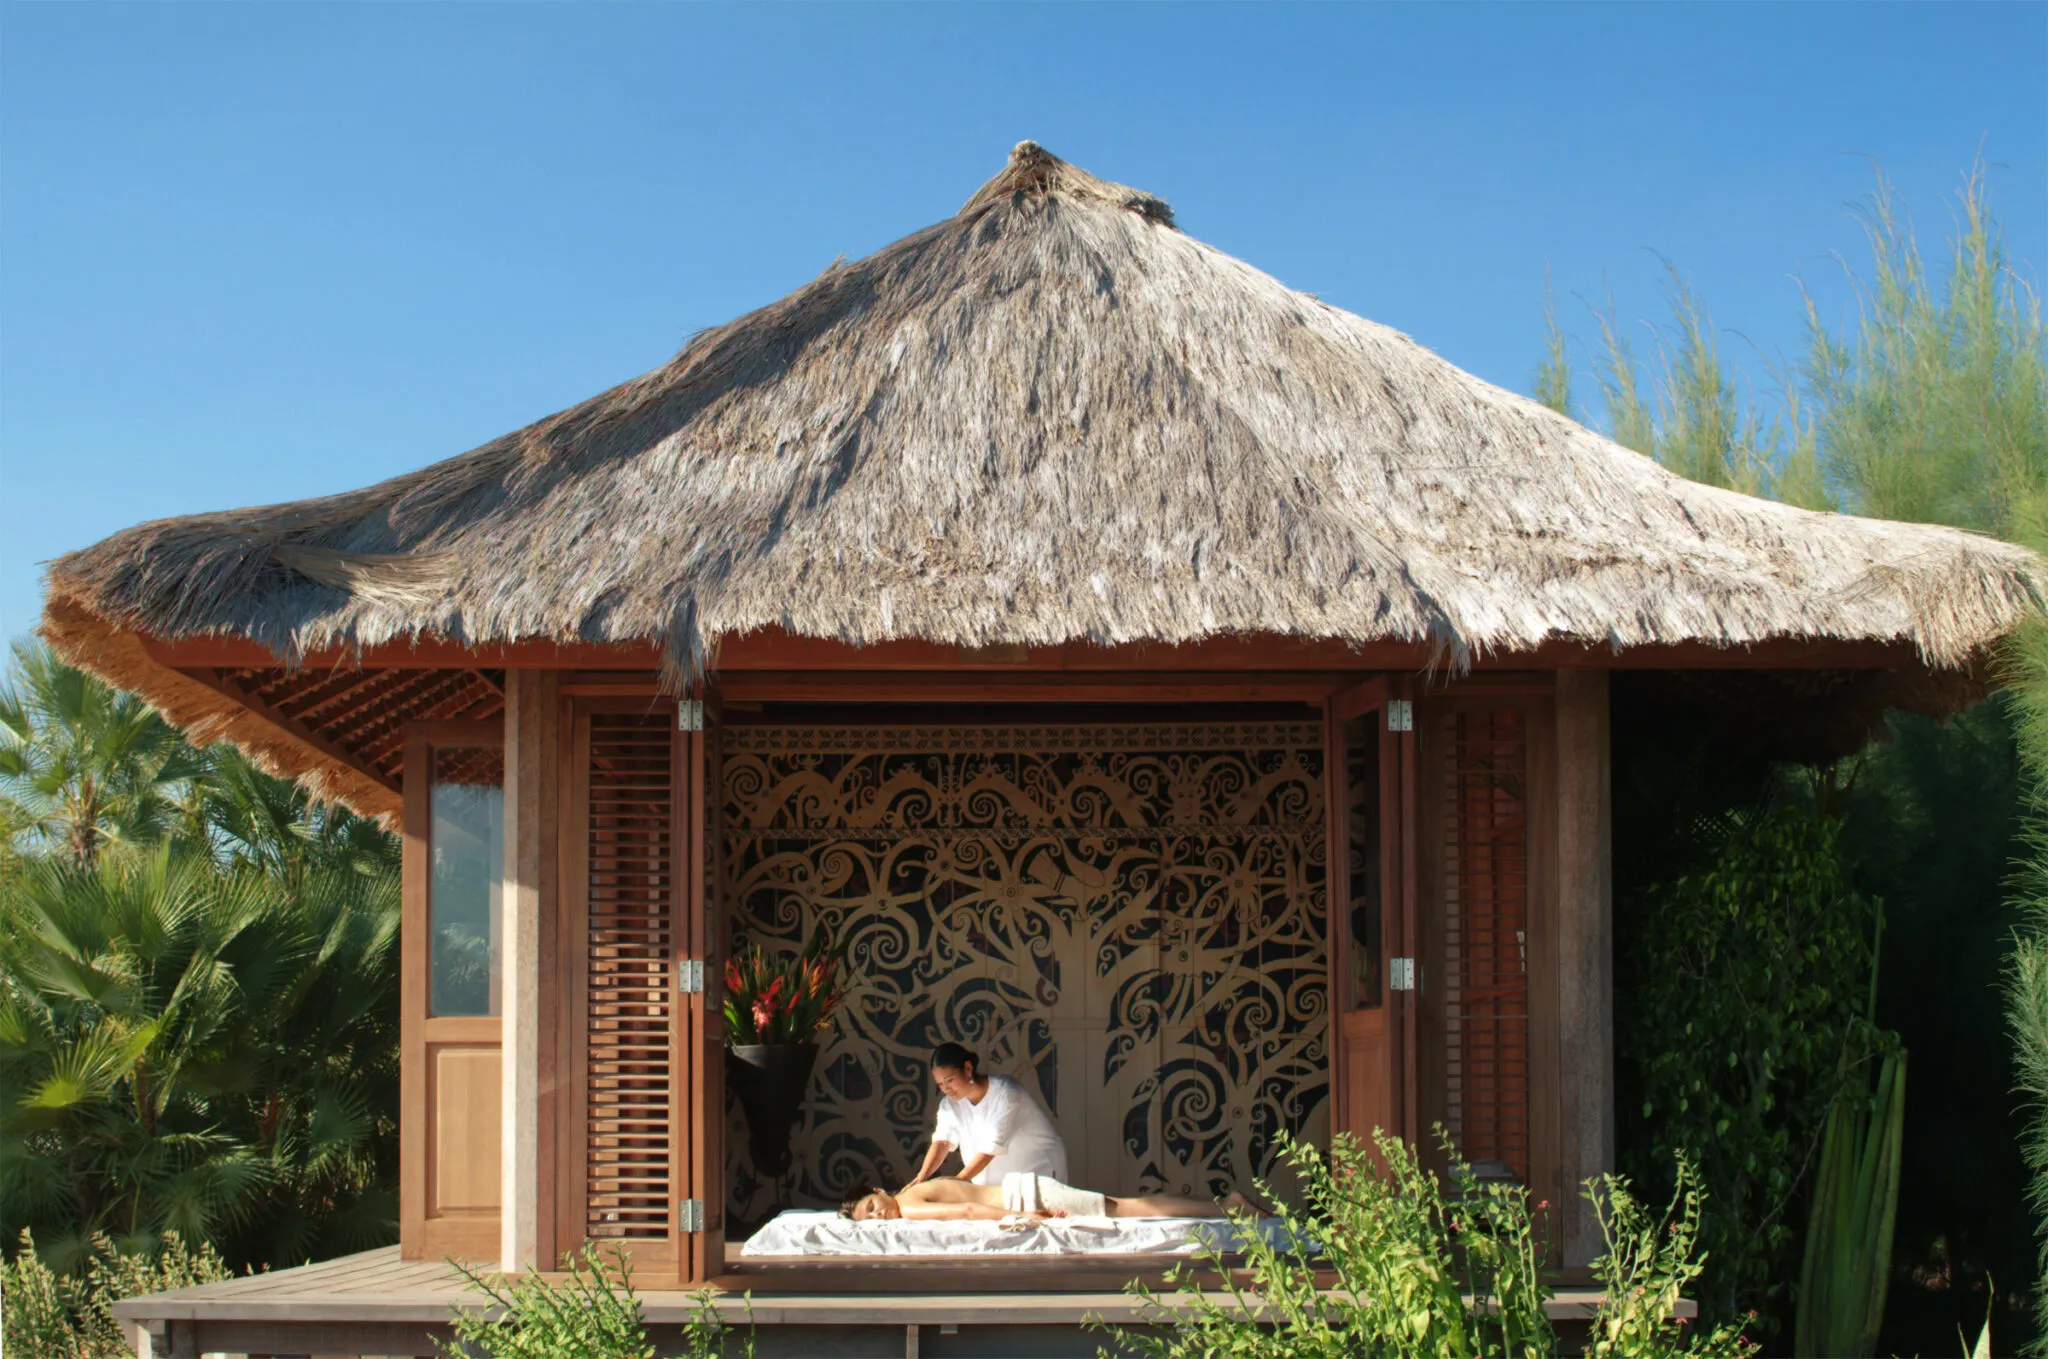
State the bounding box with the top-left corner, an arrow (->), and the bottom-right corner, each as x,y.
59,143 -> 2042,1357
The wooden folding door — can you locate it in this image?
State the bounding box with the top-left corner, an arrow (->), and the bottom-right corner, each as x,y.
400,721 -> 507,1261
1325,680 -> 1416,1149
1415,692 -> 1560,1221
559,695 -> 721,1282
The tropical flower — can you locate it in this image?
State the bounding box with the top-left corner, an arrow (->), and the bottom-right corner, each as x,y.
721,925 -> 849,1046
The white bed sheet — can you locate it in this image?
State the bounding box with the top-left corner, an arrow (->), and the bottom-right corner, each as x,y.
741,1209 -> 1280,1257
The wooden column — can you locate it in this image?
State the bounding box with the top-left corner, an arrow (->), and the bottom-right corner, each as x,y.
502,670 -> 561,1273
1555,668 -> 1614,1266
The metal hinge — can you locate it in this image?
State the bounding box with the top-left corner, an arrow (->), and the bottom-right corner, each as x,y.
677,959 -> 705,994
677,700 -> 705,732
679,1197 -> 705,1233
1389,957 -> 1417,992
1386,700 -> 1414,733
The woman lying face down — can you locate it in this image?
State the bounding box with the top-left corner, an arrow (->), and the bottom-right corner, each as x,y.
839,1172 -> 1260,1223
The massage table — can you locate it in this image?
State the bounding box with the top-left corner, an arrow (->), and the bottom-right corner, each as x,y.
740,1209 -> 1289,1256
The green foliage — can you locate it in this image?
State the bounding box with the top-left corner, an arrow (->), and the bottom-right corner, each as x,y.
1101,1131 -> 1547,1359
1583,1158 -> 1755,1359
1806,163 -> 2047,537
1836,701 -> 2026,1323
2009,616 -> 2048,1352
1554,161 -> 2040,525
197,742 -> 400,883
1534,270 -> 1576,420
1589,284 -> 1659,459
0,842 -> 400,1269
0,645 -> 403,1275
2018,922 -> 2048,1352
0,640 -> 204,868
1827,699 -> 2030,1349
1581,267 -> 1828,507
444,1245 -> 751,1359
1552,153 -> 2044,1343
1617,804 -> 1878,1331
1,1228 -> 229,1359
1097,1132 -> 1750,1359
1795,1041 -> 1906,1358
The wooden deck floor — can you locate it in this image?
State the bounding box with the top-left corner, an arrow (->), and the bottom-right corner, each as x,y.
112,1244 -> 1663,1358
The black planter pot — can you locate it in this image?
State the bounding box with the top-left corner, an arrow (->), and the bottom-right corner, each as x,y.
726,1043 -> 819,1183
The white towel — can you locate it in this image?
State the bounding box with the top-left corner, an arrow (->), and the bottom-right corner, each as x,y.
1001,1171 -> 1108,1218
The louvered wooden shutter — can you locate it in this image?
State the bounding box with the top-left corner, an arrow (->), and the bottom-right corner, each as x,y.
1440,707 -> 1532,1178
582,711 -> 675,1241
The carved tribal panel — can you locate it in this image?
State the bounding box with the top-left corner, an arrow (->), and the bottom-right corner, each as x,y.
721,723 -> 1329,1225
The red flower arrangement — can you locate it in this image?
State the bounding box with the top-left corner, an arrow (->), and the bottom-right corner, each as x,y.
721,927 -> 850,1047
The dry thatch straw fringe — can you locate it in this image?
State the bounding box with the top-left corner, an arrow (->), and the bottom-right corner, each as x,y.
40,141 -> 2048,703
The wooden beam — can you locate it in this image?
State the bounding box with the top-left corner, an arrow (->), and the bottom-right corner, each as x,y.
347,675 -> 484,761
356,678 -> 504,765
321,670 -> 459,748
235,667 -> 336,710
1554,669 -> 1614,1268
180,669 -> 401,797
138,626 -> 1938,675
271,668 -> 394,724
716,671 -> 1351,704
720,631 -> 1935,673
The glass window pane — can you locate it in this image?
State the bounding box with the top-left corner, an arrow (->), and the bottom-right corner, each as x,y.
1343,714 -> 1382,1011
430,746 -> 504,1017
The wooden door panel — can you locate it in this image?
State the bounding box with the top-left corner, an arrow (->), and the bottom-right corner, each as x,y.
564,701 -> 680,1271
1438,705 -> 1532,1178
399,723 -> 505,1263
1325,680 -> 1411,1150
430,1045 -> 503,1214
1415,693 -> 1559,1233
1339,1009 -> 1390,1144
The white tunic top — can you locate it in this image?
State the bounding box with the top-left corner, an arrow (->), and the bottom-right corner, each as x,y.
931,1073 -> 1068,1185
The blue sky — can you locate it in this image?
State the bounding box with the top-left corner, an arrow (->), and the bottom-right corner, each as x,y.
4,3 -> 2044,642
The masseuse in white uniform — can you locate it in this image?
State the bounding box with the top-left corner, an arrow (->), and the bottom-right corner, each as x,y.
905,1042 -> 1068,1188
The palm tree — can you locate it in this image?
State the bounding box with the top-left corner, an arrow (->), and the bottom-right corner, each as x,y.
195,745 -> 398,884
0,642 -> 201,868
0,840 -> 400,1271
0,845 -> 263,1266
0,645 -> 405,1273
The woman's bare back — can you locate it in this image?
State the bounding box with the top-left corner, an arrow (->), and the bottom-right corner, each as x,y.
892,1179 -> 1009,1220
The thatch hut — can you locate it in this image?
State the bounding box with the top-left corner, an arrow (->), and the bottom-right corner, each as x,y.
71,143 -> 2039,1351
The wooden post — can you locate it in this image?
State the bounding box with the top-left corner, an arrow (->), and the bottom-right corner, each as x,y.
1554,668 -> 1614,1266
502,670 -> 561,1273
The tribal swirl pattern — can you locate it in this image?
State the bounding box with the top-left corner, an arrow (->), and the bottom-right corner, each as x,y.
720,724 -> 1329,1226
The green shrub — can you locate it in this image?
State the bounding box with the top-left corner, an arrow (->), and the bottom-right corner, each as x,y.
0,841 -> 401,1270
1584,1158 -> 1755,1359
1549,154 -> 2045,1351
1,644 -> 404,1273
444,1244 -> 751,1359
0,1228 -> 229,1359
1617,804 -> 1878,1331
1095,1132 -> 1751,1359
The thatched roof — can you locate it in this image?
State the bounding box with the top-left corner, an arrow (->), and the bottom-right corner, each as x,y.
43,141 -> 2046,688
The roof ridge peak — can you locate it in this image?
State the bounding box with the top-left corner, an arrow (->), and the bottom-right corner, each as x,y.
957,140 -> 1177,230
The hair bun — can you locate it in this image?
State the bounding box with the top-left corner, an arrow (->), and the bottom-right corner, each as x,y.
931,1041 -> 979,1071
